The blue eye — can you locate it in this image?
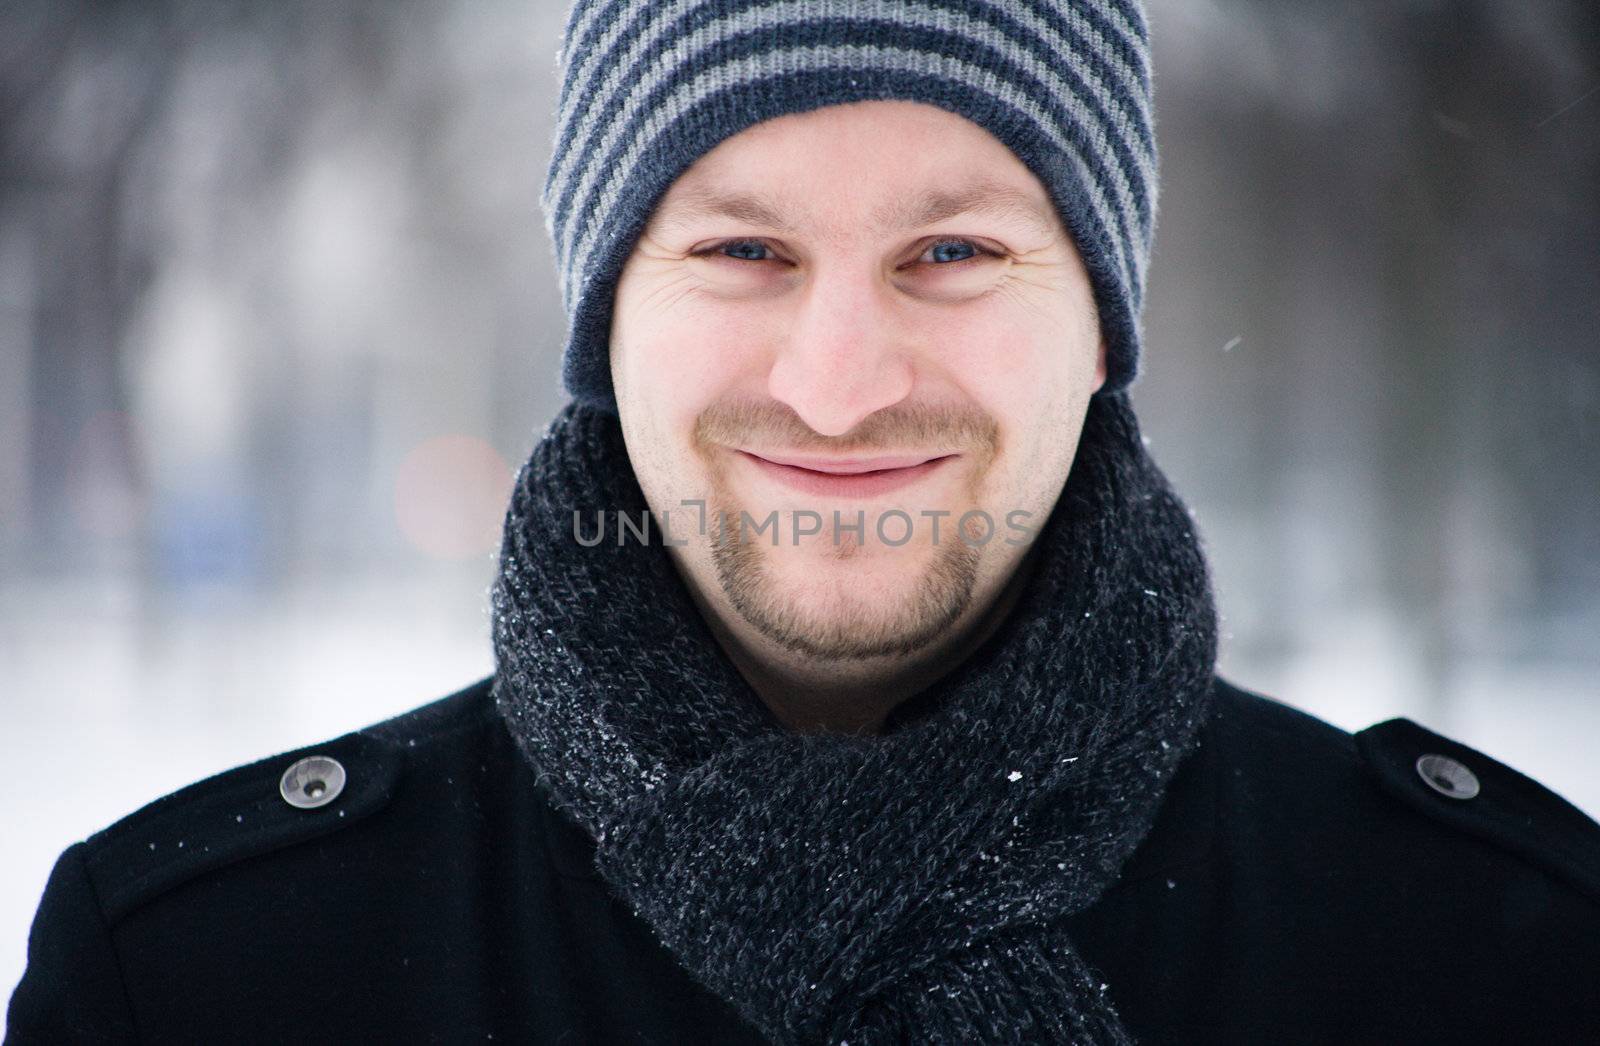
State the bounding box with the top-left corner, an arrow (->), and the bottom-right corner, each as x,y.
927,240 -> 978,264
706,237 -> 988,267
720,240 -> 769,262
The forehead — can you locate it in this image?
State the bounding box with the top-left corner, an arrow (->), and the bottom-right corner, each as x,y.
654,179 -> 1062,241
648,100 -> 1063,240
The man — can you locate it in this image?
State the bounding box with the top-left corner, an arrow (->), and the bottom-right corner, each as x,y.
9,1 -> 1600,1043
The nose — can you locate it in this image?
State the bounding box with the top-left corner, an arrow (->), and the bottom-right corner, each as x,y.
766,267 -> 914,437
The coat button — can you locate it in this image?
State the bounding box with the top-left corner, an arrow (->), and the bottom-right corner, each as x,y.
1415,753 -> 1479,800
280,755 -> 347,809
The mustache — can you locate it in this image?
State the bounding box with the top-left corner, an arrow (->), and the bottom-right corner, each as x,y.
691,398 -> 1000,458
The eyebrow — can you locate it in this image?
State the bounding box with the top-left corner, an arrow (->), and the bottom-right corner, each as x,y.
656,180 -> 1060,239
885,182 -> 1061,239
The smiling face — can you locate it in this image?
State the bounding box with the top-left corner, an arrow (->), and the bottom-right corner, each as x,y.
610,99 -> 1105,673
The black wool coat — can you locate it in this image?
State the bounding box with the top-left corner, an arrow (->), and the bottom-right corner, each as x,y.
8,676 -> 1600,1044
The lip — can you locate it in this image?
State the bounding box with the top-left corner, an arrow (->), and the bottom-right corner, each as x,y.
737,450 -> 958,498
752,451 -> 946,474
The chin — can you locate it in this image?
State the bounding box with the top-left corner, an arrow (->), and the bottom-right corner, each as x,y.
710,525 -> 985,662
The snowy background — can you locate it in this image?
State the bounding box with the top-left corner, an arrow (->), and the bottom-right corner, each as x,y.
3,0 -> 1598,1016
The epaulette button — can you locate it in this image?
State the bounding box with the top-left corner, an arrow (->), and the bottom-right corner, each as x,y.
1415,753 -> 1480,800
279,755 -> 348,809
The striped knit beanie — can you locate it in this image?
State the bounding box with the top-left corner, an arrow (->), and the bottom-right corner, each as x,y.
541,0 -> 1157,413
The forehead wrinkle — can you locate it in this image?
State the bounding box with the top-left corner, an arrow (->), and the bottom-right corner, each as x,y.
653,178 -> 1059,240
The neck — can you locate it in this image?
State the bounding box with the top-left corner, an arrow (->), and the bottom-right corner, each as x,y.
678,540 -> 1042,736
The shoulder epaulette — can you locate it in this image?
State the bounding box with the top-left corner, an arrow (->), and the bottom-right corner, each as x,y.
1354,716 -> 1600,901
82,728 -> 405,923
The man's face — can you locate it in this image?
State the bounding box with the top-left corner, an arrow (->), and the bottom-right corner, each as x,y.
610,100 -> 1105,665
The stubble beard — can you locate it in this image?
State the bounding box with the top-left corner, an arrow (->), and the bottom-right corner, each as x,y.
689,397 -> 1001,662
707,491 -> 983,662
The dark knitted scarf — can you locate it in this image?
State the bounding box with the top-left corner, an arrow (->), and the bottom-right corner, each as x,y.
490,390 -> 1218,1044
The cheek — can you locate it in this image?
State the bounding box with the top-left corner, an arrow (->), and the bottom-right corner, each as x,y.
929,304 -> 1079,416
612,290 -> 771,500
925,305 -> 1088,511
614,286 -> 776,408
